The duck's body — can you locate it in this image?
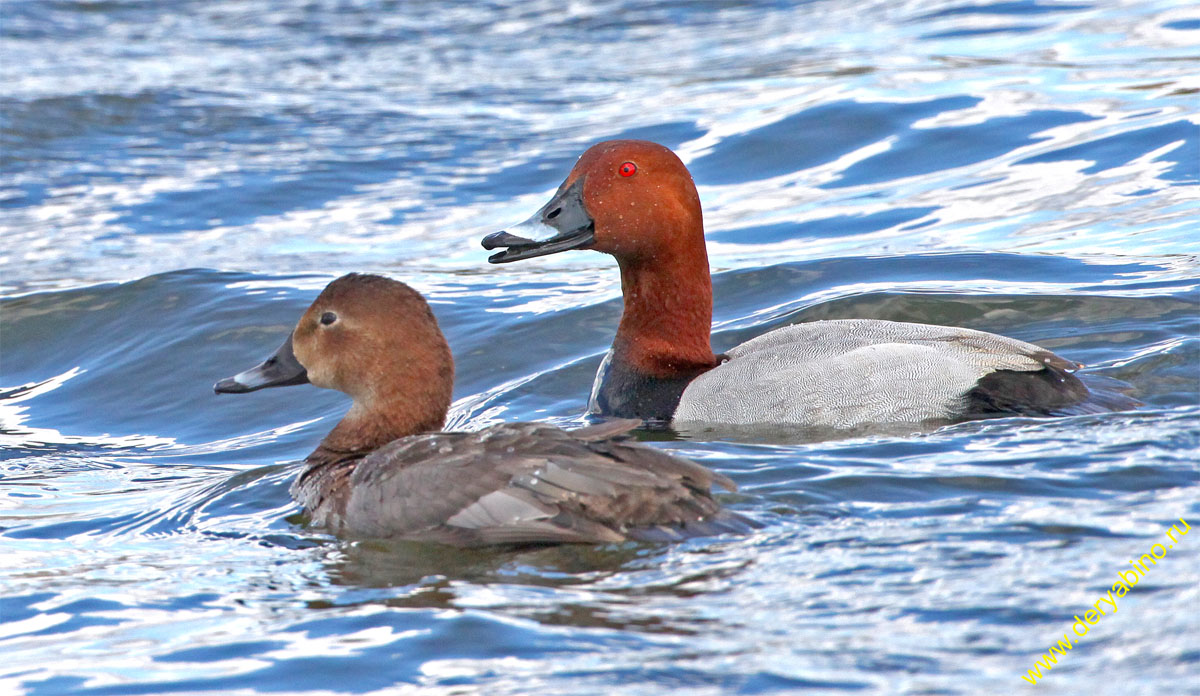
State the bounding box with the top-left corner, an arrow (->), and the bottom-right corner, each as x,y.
671,319 -> 1094,427
587,317 -> 1109,427
215,273 -> 745,546
293,420 -> 737,545
482,139 -> 1137,428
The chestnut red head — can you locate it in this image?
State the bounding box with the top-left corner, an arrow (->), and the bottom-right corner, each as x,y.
481,140 -> 703,265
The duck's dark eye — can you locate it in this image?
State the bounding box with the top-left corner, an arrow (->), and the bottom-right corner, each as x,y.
320,311 -> 337,326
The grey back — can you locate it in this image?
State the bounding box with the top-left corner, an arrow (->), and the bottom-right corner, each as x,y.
673,319 -> 1069,427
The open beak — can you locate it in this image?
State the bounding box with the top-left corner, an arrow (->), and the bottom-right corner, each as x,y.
481,177 -> 594,263
214,333 -> 309,394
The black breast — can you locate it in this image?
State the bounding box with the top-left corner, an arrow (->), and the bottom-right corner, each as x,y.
587,349 -> 714,422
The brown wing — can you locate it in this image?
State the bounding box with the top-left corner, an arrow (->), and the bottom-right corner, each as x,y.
326,422 -> 747,546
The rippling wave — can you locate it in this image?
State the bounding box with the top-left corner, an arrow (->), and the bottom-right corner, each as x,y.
2,1 -> 1198,694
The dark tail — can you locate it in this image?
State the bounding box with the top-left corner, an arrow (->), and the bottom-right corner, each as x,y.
1058,373 -> 1141,415
965,366 -> 1139,418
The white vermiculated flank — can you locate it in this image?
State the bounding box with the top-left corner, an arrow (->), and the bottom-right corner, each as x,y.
673,319 -> 1054,428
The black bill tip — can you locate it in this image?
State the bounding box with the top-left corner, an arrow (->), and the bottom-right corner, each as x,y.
481,227 -> 595,264
480,230 -> 530,250
213,376 -> 253,394
481,230 -> 537,264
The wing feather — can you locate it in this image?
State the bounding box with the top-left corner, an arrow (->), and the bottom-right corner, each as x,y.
296,422 -> 749,545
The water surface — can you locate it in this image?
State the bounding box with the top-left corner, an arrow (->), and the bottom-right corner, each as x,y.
2,1 -> 1199,694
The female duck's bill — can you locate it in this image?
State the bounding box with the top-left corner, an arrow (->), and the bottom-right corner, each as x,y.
213,334 -> 308,393
214,273 -> 751,546
480,140 -> 1139,429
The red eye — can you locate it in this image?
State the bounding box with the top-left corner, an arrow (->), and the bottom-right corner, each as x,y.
619,161 -> 637,177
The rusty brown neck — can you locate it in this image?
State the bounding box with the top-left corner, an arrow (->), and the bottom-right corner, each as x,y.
612,247 -> 719,378
291,401 -> 444,508
303,394 -> 448,471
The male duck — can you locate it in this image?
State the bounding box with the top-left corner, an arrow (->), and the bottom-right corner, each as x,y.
481,140 -> 1137,428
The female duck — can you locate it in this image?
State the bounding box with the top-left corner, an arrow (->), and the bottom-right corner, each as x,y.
215,273 -> 744,545
481,140 -> 1136,427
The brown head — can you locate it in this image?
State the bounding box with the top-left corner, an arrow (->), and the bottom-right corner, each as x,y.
481,140 -> 716,380
215,274 -> 455,447
481,140 -> 705,266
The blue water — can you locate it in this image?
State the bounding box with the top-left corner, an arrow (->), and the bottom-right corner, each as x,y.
2,1 -> 1199,694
